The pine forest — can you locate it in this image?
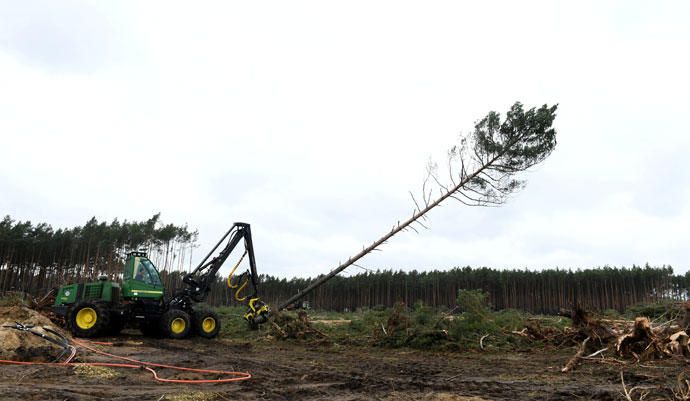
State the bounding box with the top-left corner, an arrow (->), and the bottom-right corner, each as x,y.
1,215 -> 686,314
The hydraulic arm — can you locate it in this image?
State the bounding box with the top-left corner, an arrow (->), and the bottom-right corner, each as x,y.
170,223 -> 269,328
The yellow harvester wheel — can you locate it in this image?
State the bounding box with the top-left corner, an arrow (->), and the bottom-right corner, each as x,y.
202,317 -> 216,333
193,309 -> 221,339
68,302 -> 110,338
75,307 -> 98,329
160,309 -> 191,339
171,317 -> 187,334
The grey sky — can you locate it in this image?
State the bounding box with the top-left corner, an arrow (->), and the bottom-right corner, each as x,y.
1,1 -> 688,278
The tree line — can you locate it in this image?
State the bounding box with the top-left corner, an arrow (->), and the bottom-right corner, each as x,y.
0,214 -> 196,296
254,265 -> 687,313
1,215 -> 687,313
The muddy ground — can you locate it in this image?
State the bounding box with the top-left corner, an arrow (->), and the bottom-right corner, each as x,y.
1,332 -> 689,401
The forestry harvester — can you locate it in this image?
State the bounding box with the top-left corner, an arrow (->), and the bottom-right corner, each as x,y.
52,223 -> 269,339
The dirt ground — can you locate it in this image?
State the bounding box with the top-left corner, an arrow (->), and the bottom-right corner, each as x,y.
1,331 -> 689,401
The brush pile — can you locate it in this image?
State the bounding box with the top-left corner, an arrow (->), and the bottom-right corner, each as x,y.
270,310 -> 327,340
553,304 -> 690,372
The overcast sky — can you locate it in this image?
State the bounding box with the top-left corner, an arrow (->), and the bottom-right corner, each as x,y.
1,1 -> 688,278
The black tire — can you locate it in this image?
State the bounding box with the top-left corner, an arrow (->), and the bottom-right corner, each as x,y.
192,309 -> 221,339
160,309 -> 191,339
67,301 -> 110,338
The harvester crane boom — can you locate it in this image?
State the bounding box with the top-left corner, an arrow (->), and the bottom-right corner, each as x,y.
170,222 -> 269,328
182,222 -> 259,302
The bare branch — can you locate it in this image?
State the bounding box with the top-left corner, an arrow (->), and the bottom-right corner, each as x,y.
449,195 -> 482,207
461,184 -> 503,203
352,263 -> 373,272
430,172 -> 450,193
458,188 -> 504,205
405,225 -> 419,234
409,191 -> 422,213
414,220 -> 430,230
450,195 -> 501,207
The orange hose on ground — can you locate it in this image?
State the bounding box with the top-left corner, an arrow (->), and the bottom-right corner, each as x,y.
86,340 -> 114,346
0,338 -> 251,384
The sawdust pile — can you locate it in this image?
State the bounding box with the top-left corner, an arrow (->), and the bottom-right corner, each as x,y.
0,306 -> 69,362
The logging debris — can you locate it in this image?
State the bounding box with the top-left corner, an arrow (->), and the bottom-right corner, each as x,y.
270,310 -> 328,340
555,305 -> 690,373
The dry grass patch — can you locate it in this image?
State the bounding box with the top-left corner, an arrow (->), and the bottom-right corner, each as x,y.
163,392 -> 221,401
73,365 -> 119,379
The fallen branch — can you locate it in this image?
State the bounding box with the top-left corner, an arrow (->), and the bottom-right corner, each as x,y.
562,337 -> 590,373
580,357 -> 627,366
511,328 -> 528,337
620,371 -> 633,401
271,321 -> 287,339
480,334 -> 490,351
672,373 -> 690,400
433,306 -> 459,327
309,326 -> 329,338
619,371 -> 651,401
585,347 -> 609,358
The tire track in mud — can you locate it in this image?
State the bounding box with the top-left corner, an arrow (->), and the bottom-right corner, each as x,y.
0,337 -> 686,401
224,345 -> 620,400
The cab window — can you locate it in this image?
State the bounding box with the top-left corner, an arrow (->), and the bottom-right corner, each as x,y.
133,258 -> 162,286
141,259 -> 162,286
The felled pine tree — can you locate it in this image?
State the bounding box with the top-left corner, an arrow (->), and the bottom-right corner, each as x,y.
279,102 -> 559,310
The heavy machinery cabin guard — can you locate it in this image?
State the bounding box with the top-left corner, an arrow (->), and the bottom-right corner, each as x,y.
53,223 -> 270,338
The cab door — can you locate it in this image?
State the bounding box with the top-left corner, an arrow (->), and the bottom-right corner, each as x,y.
122,256 -> 165,300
